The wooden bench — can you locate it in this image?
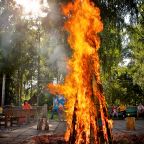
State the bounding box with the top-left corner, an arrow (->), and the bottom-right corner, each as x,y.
108,106 -> 123,119
11,109 -> 37,125
108,106 -> 137,119
0,108 -> 38,128
0,113 -> 7,128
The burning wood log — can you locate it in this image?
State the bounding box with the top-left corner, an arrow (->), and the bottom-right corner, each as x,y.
68,99 -> 78,144
91,76 -> 112,143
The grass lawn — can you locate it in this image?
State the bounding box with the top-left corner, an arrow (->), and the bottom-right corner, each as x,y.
47,110 -> 66,121
47,110 -> 59,120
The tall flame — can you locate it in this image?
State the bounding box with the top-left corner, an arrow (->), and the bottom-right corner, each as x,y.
48,0 -> 112,143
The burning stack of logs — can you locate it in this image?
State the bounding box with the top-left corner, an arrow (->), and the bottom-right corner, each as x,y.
48,0 -> 113,143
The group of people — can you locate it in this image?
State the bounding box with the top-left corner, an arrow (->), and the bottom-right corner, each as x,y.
50,95 -> 65,121
111,103 -> 144,118
111,104 -> 127,118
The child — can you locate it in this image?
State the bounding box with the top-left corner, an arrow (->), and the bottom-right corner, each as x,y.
22,100 -> 32,110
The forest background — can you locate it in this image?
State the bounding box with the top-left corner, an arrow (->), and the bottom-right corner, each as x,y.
0,0 -> 143,107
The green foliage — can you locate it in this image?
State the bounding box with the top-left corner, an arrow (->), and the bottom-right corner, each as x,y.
104,68 -> 144,105
0,0 -> 143,107
39,93 -> 53,107
126,3 -> 144,90
96,0 -> 144,105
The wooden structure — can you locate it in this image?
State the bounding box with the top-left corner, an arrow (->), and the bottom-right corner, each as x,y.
126,117 -> 135,130
37,104 -> 49,130
0,106 -> 43,128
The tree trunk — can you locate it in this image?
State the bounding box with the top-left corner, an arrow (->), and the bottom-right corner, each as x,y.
30,76 -> 33,98
1,73 -> 6,107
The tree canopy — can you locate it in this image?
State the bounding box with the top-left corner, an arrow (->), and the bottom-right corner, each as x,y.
0,0 -> 143,106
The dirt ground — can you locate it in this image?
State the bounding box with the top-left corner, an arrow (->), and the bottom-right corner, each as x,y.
0,119 -> 144,144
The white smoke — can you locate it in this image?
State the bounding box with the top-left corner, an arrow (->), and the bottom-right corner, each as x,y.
48,32 -> 67,75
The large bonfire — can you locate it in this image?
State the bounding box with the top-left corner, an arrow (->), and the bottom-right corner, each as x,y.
48,0 -> 112,143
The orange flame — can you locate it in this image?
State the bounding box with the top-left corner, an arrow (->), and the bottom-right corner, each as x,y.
48,0 -> 112,143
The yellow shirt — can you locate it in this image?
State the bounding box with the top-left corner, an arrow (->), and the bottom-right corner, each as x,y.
0,107 -> 3,114
119,105 -> 126,112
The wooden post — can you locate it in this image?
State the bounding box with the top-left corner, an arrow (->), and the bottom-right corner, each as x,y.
126,117 -> 135,130
1,74 -> 6,107
37,104 -> 49,130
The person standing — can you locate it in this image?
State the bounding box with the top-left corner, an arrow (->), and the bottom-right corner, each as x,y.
137,103 -> 144,118
21,100 -> 32,124
58,95 -> 65,121
50,95 -> 60,120
112,105 -> 118,118
118,103 -> 126,119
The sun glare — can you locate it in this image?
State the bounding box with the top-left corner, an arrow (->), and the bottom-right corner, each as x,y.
15,0 -> 49,18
